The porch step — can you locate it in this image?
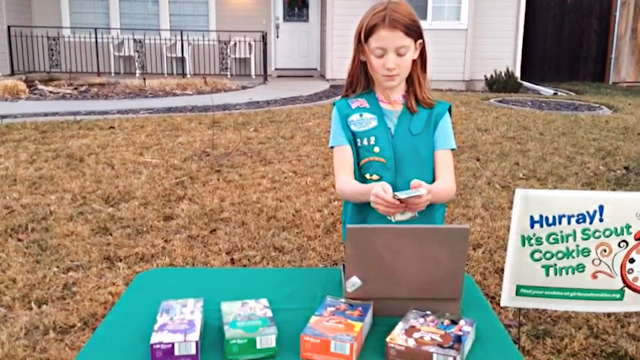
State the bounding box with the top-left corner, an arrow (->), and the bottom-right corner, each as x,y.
273,69 -> 321,77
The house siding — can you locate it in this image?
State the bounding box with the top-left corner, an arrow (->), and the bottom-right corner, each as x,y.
216,0 -> 268,32
320,0 -> 326,76
326,0 -> 372,80
0,0 -> 7,75
5,0 -> 32,26
1,0 -> 524,83
425,29 -> 467,81
327,0 -> 524,88
327,0 -> 470,82
2,0 -> 274,75
1,0 -> 34,75
32,0 -> 62,27
469,0 -> 521,80
215,0 -> 271,73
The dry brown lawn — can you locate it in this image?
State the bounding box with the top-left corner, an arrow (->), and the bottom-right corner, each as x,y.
1,86 -> 639,359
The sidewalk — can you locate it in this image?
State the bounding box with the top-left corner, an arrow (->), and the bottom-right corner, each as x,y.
0,77 -> 329,120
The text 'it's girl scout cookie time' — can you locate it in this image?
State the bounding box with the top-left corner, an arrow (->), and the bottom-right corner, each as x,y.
300,296 -> 373,360
221,298 -> 278,360
150,298 -> 203,360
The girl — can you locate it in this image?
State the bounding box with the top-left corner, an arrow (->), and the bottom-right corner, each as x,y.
329,0 -> 457,238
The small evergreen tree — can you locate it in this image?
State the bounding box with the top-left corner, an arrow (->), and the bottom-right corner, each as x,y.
484,67 -> 522,93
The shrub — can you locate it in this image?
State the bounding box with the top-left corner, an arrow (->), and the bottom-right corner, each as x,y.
0,79 -> 28,99
484,67 -> 522,93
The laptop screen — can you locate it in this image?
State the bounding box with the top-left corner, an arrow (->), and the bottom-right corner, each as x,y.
344,225 -> 470,300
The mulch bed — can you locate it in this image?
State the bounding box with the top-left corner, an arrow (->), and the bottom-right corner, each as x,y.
23,82 -> 252,101
0,75 -> 250,102
493,97 -> 609,113
0,85 -> 344,121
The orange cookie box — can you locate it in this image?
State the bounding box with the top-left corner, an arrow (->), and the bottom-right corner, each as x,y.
300,296 -> 373,360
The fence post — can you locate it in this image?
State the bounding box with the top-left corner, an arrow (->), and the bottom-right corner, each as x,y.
180,30 -> 185,78
7,26 -> 14,75
94,28 -> 101,76
262,31 -> 267,83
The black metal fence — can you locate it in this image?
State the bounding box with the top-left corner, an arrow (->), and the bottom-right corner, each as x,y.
7,26 -> 268,82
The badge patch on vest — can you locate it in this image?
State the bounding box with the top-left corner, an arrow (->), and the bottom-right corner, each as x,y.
347,112 -> 378,132
364,173 -> 381,181
359,156 -> 386,166
348,98 -> 369,109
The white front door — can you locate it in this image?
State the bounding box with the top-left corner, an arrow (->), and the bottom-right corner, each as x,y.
274,0 -> 320,69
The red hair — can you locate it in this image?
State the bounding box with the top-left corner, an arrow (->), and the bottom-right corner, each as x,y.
342,0 -> 434,113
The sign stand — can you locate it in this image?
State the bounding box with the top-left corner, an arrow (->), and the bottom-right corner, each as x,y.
517,308 -> 523,353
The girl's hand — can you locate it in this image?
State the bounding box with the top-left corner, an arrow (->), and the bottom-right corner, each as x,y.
369,181 -> 406,216
402,179 -> 432,213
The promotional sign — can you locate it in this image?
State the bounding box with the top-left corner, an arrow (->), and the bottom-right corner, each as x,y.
501,189 -> 640,312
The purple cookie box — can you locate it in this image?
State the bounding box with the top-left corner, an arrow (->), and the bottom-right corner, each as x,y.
149,298 -> 203,360
150,342 -> 199,360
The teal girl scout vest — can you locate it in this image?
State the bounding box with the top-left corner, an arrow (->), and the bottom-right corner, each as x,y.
333,90 -> 452,239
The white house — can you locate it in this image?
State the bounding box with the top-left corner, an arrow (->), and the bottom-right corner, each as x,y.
0,0 -> 526,90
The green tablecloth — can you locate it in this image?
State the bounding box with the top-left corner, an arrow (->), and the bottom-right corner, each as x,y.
77,267 -> 522,359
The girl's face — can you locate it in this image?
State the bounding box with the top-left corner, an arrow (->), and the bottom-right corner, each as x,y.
363,27 -> 423,94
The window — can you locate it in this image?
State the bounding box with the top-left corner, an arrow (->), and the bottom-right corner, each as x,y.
169,0 -> 209,31
407,0 -> 428,20
431,0 -> 462,22
62,0 -> 216,36
283,0 -> 309,22
69,0 -> 109,28
120,0 -> 160,30
407,0 -> 468,28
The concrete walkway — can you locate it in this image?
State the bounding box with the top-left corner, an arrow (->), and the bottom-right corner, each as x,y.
0,77 -> 329,118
